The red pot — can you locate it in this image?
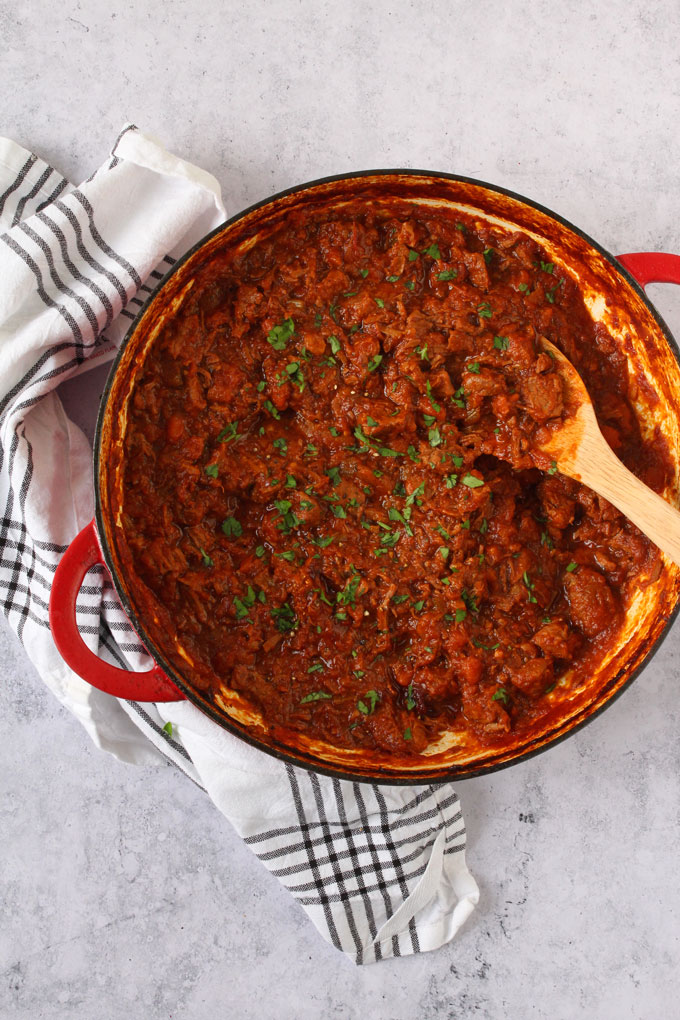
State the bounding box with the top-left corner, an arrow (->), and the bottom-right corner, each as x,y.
49,172 -> 680,783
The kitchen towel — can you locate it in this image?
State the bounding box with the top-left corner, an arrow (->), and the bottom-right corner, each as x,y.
0,125 -> 479,964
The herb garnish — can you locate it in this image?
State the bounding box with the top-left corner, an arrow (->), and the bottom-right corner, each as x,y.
271,602 -> 297,633
234,585 -> 259,620
422,243 -> 441,259
357,690 -> 381,715
300,691 -> 332,704
273,499 -> 300,535
266,318 -> 295,350
217,421 -> 239,443
221,517 -> 242,538
523,571 -> 538,603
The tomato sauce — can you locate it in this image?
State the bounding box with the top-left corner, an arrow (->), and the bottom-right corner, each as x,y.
118,201 -> 665,755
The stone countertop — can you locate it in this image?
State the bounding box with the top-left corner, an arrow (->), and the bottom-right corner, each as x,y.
2,2 -> 680,1017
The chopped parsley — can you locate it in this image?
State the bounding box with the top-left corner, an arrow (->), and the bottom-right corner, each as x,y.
264,400 -> 280,420
234,585 -> 258,620
266,317 -> 295,350
422,242 -> 441,259
300,691 -> 332,704
328,335 -> 342,354
367,353 -> 383,372
337,573 -> 362,607
221,517 -> 242,538
493,335 -> 509,351
285,361 -> 305,391
199,547 -> 213,567
205,463 -> 219,478
426,380 -> 441,411
273,499 -> 300,535
357,690 -> 381,715
523,571 -> 538,603
428,426 -> 442,447
437,269 -> 457,281
477,302 -> 493,318
271,601 -> 297,633
566,561 -> 578,572
217,421 -> 239,443
492,689 -> 509,704
406,481 -> 425,507
461,473 -> 484,488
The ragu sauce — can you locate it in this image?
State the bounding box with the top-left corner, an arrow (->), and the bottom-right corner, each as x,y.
116,200 -> 668,756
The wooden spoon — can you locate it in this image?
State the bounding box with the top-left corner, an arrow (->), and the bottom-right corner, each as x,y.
534,339 -> 680,567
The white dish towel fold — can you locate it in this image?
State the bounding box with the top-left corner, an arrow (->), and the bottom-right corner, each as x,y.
0,125 -> 479,964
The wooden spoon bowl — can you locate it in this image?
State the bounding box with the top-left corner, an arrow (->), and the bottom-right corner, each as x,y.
535,339 -> 680,566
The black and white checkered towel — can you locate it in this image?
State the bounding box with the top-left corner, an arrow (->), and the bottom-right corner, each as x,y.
0,125 -> 478,963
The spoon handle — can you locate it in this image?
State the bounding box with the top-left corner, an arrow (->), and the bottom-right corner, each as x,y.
576,425 -> 680,567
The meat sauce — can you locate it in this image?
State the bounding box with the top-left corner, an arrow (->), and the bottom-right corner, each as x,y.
119,201 -> 666,756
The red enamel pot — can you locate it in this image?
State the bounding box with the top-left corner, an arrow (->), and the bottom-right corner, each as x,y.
48,171 -> 680,783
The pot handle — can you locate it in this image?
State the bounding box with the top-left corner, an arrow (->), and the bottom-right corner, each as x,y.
49,519 -> 184,702
616,252 -> 680,288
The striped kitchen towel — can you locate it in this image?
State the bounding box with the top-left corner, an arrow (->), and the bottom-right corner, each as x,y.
0,125 -> 478,963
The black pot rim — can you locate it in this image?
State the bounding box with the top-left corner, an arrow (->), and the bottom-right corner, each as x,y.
93,167 -> 680,785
